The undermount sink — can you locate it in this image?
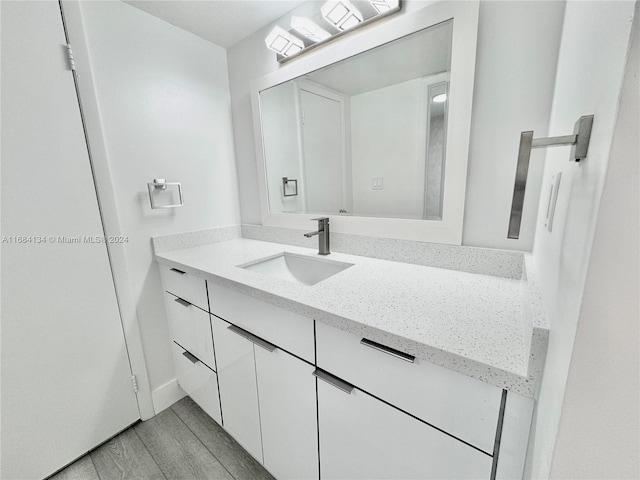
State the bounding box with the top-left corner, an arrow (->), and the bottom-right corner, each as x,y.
238,252 -> 354,286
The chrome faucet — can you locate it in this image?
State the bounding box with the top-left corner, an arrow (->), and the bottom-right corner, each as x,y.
304,217 -> 330,255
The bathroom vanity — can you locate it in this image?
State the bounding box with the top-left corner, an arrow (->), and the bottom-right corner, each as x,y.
155,233 -> 547,480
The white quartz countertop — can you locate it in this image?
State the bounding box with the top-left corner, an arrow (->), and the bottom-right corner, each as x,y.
155,238 -> 545,396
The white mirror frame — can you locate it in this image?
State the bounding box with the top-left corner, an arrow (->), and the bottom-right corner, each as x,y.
251,1 -> 479,245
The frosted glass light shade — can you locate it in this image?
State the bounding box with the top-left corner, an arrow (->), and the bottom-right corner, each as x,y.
265,25 -> 304,56
283,42 -> 304,56
291,16 -> 331,42
321,0 -> 363,31
433,93 -> 447,103
368,0 -> 399,14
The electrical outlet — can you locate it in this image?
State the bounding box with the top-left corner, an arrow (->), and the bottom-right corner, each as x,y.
371,177 -> 383,190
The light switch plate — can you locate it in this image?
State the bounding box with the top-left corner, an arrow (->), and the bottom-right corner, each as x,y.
545,172 -> 562,232
371,177 -> 383,190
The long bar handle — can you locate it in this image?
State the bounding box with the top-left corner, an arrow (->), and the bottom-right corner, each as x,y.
507,115 -> 594,240
360,338 -> 415,363
227,325 -> 276,352
174,297 -> 192,308
182,350 -> 199,364
312,368 -> 354,394
170,268 -> 186,275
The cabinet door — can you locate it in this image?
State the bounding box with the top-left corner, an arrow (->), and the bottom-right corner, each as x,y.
317,377 -> 493,480
211,315 -> 263,462
255,347 -> 319,480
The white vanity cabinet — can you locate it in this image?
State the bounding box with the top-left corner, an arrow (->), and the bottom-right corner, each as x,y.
157,262 -> 534,480
159,265 -> 222,425
209,289 -> 319,480
315,322 -> 502,454
316,374 -> 493,479
314,321 -> 498,480
313,323 -> 535,480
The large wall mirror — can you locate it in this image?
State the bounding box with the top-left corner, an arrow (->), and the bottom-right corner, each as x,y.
252,1 -> 479,244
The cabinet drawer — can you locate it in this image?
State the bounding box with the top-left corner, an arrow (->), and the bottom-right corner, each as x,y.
317,379 -> 493,479
208,283 -> 314,363
316,321 -> 502,453
165,292 -> 216,370
172,342 -> 222,425
159,264 -> 209,311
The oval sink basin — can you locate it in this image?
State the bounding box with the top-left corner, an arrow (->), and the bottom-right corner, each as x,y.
238,252 -> 353,286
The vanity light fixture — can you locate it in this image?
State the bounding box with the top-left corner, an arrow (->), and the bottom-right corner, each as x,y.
264,25 -> 304,57
433,93 -> 447,103
321,0 -> 363,31
368,0 -> 400,14
265,0 -> 401,63
291,16 -> 331,42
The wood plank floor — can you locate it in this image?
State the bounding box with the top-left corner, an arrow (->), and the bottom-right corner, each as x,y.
50,397 -> 275,480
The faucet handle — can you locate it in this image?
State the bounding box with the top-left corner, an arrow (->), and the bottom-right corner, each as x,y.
311,217 -> 329,223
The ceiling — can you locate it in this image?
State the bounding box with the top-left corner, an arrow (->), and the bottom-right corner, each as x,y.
124,0 -> 310,48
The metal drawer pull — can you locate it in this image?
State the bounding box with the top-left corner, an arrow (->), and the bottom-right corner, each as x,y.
360,338 -> 415,363
227,325 -> 276,352
182,350 -> 199,364
313,369 -> 354,394
174,297 -> 191,307
170,268 -> 186,275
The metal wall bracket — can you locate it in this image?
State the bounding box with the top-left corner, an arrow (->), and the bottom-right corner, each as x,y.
147,178 -> 184,209
507,115 -> 594,239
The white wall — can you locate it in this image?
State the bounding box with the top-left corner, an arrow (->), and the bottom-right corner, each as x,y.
80,1 -> 241,411
526,1 -> 636,477
550,4 -> 639,475
228,0 -> 565,251
351,78 -> 425,219
462,0 -> 565,250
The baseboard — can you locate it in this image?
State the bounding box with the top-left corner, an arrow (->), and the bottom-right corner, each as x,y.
151,378 -> 186,415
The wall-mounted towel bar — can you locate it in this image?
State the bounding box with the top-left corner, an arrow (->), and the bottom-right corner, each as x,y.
507,115 -> 594,239
147,178 -> 184,209
282,177 -> 298,197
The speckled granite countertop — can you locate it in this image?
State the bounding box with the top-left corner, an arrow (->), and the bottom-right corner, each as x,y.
155,237 -> 547,398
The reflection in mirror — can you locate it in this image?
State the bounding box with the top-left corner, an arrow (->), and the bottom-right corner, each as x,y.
260,19 -> 452,221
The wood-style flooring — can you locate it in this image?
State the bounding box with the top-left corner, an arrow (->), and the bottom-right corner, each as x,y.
50,397 -> 275,480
